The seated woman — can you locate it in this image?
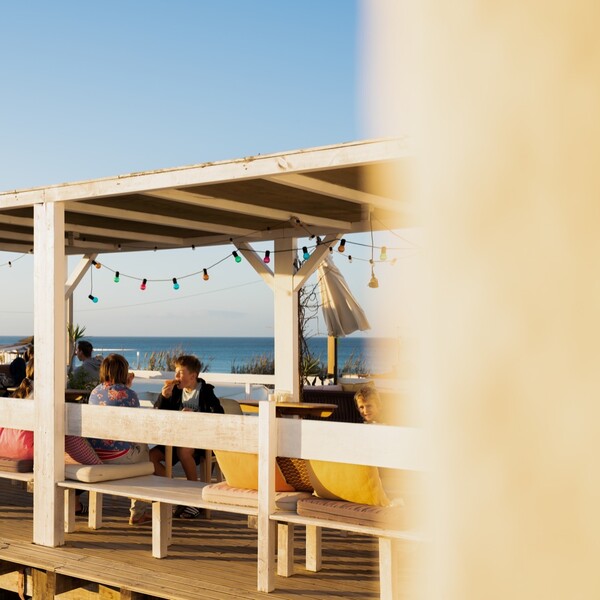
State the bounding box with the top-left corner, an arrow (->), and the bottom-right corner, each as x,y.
88,353 -> 150,525
1,358 -> 102,515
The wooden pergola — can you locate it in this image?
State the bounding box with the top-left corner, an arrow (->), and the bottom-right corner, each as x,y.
0,137 -> 409,549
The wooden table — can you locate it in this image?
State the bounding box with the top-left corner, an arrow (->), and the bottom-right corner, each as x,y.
65,388 -> 91,403
5,387 -> 91,402
238,400 -> 337,419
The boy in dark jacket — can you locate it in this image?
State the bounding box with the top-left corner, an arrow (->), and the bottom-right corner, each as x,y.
150,355 -> 223,517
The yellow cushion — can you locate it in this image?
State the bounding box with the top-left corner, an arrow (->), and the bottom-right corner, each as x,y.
213,450 -> 294,492
307,460 -> 390,506
341,381 -> 374,393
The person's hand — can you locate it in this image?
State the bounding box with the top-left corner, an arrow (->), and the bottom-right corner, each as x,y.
161,379 -> 177,398
181,407 -> 192,412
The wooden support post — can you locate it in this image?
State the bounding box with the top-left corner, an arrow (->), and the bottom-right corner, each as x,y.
257,401 -> 276,592
31,568 -> 56,600
327,336 -> 338,382
274,236 -> 299,397
306,524 -> 322,572
64,488 -> 76,533
378,537 -> 397,600
152,501 -> 171,558
277,523 -> 295,577
89,490 -> 103,529
33,202 -> 66,548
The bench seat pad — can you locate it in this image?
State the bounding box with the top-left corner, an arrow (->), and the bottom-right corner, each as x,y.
297,497 -> 406,528
202,482 -> 311,511
0,457 -> 33,473
65,461 -> 155,482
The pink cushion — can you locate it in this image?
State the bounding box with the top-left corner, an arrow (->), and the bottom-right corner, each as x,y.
0,428 -> 34,460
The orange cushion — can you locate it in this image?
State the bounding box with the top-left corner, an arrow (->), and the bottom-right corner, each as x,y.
213,450 -> 293,492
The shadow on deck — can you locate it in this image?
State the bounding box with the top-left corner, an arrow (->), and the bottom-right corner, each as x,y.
0,479 -> 418,599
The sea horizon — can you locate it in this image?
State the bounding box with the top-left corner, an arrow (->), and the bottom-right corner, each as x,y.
0,334 -> 401,376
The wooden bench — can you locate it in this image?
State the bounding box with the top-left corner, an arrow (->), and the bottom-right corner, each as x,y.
58,474 -> 258,558
258,403 -> 426,600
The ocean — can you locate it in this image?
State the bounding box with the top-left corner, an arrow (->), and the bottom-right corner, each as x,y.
0,335 -> 400,376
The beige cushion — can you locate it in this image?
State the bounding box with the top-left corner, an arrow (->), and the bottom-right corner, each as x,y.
65,461 -> 154,482
202,481 -> 311,511
0,457 -> 33,473
341,381 -> 374,393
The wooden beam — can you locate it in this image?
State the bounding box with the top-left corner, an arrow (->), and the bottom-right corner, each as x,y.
234,241 -> 274,290
0,139 -> 406,208
142,188 -> 353,231
66,202 -> 254,237
65,254 -> 97,298
292,233 -> 341,292
265,172 -> 403,213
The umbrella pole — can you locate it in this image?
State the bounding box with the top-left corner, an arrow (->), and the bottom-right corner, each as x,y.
327,336 -> 338,384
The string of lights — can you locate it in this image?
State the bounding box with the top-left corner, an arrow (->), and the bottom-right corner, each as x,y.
0,218 -> 416,298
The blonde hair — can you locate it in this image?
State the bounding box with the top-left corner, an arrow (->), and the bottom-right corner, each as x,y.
12,377 -> 33,399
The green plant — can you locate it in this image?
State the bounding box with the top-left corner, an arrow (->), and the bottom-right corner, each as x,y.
142,346 -> 211,372
231,354 -> 275,375
67,367 -> 99,391
340,351 -> 370,376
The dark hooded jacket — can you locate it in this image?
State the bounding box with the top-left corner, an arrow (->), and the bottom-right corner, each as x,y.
155,378 -> 223,414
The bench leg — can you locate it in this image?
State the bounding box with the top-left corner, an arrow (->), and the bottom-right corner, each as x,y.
152,501 -> 171,558
277,523 -> 295,577
89,491 -> 103,529
64,489 -> 76,533
306,525 -> 322,572
379,537 -> 398,600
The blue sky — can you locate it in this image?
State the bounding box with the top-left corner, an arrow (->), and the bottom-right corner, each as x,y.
0,1 -> 412,339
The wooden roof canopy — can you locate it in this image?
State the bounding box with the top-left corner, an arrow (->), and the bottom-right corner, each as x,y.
0,138 -> 410,255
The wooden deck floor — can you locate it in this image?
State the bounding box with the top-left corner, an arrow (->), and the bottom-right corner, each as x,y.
0,479 -> 418,599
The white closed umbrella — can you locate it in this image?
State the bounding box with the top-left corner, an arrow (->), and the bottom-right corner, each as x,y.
317,257 -> 370,380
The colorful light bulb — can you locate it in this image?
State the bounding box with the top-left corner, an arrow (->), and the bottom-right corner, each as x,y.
203,269 -> 209,281
338,239 -> 346,253
140,278 -> 147,291
113,271 -> 120,283
380,246 -> 388,261
263,250 -> 271,264
302,246 -> 310,260
88,294 -> 98,303
94,261 -> 102,269
232,251 -> 242,263
172,277 -> 180,290
368,266 -> 379,289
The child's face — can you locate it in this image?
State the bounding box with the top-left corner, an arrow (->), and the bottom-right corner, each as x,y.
356,397 -> 380,423
174,365 -> 197,389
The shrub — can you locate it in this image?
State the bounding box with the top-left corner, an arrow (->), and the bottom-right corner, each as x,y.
231,354 -> 275,375
340,351 -> 370,376
142,346 -> 211,372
